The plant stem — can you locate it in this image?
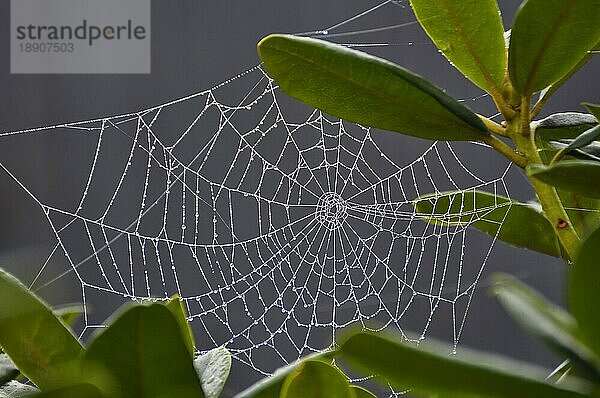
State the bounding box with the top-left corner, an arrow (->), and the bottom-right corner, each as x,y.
513,96 -> 581,260
530,179 -> 580,260
478,115 -> 509,137
490,93 -> 516,121
481,134 -> 527,168
550,148 -> 568,165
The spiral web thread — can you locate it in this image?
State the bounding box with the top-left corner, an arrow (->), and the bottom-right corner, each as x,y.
0,0 -> 517,388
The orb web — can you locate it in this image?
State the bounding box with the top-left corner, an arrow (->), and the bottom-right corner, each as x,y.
0,0 -> 517,391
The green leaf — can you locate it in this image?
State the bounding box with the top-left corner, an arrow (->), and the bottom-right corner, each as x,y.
280,360 -> 354,398
549,141 -> 600,162
0,381 -> 38,398
41,360 -> 119,397
535,40 -> 600,109
257,34 -> 489,141
534,113 -> 598,144
165,295 -> 195,358
583,103 -> 600,121
338,332 -> 593,397
85,303 -> 205,398
28,383 -> 104,398
234,352 -> 333,398
547,127 -> 600,215
0,355 -> 18,388
0,269 -> 83,390
54,305 -> 83,328
194,347 -> 231,398
560,125 -> 600,154
554,188 -> 600,241
492,273 -> 600,380
509,0 -> 600,94
570,226 -> 600,357
350,386 -> 377,398
414,190 -> 562,257
528,161 -> 600,199
409,0 -> 506,94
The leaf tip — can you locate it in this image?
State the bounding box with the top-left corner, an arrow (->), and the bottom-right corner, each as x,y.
257,33 -> 291,59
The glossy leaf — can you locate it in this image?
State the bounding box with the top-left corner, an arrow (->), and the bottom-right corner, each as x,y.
560,125 -> 600,155
549,141 -> 600,162
165,295 -> 195,357
0,269 -> 83,390
28,384 -> 103,398
0,381 -> 38,398
194,347 -> 231,398
583,103 -> 600,121
350,386 -> 377,398
409,0 -> 506,93
258,34 -> 489,141
528,161 -> 600,199
535,41 -> 600,109
0,355 -> 18,388
509,0 -> 600,94
492,273 -> 600,380
235,352 -> 333,398
85,303 -> 205,398
534,113 -> 598,143
338,332 -> 592,397
570,226 -> 600,357
43,360 -> 118,397
414,190 -> 561,257
280,360 -> 354,398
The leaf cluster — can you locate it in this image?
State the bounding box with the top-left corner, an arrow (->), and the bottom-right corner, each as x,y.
257,0 -> 600,261
0,271 -> 231,398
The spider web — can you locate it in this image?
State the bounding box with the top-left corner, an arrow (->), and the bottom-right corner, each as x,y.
0,0 -> 517,390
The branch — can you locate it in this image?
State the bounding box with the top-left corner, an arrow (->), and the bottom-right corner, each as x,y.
491,94 -> 517,121
518,96 -> 581,260
478,114 -> 509,137
481,134 -> 527,168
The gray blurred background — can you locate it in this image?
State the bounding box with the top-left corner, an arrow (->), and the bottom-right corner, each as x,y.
0,0 -> 598,395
